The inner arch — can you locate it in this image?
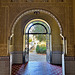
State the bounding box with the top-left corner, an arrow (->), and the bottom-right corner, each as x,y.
23,19 -> 52,63
25,19 -> 51,34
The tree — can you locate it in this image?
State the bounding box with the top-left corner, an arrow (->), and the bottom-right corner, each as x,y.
30,24 -> 46,42
35,34 -> 46,42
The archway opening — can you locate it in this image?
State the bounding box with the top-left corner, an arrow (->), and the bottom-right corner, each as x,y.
23,19 -> 51,63
29,34 -> 46,62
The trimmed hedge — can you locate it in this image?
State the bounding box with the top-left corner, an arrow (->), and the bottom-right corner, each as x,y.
36,45 -> 46,54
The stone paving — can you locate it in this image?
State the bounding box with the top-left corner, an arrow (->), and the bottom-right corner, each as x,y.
29,48 -> 46,62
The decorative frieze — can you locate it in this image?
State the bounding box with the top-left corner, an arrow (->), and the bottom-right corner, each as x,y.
26,0 -> 33,2
10,0 -> 65,2
65,56 -> 75,61
0,0 -> 72,2
41,0 -> 48,2
0,56 -> 9,61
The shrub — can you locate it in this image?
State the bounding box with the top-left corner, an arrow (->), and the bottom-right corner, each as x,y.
36,45 -> 46,54
36,45 -> 40,53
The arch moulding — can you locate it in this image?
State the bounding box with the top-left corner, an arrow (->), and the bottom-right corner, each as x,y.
11,9 -> 63,37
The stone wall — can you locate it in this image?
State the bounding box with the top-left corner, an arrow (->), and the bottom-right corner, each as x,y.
0,1 -> 74,56
73,0 -> 75,56
0,0 -> 74,56
0,6 -> 9,56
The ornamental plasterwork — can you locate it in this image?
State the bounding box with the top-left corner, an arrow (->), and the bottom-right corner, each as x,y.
11,9 -> 62,35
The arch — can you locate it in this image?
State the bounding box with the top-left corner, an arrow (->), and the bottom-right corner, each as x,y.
11,9 -> 62,36
28,23 -> 48,33
8,9 -> 66,65
24,19 -> 51,34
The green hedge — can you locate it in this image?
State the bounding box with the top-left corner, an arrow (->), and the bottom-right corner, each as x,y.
36,45 -> 46,54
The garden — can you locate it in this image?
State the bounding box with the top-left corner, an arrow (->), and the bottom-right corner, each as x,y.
36,44 -> 46,54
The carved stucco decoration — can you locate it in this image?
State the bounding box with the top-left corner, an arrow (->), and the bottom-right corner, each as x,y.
11,9 -> 63,36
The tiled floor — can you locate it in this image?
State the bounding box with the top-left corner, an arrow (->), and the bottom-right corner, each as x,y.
12,62 -> 62,75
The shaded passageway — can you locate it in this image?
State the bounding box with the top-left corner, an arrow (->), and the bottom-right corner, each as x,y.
12,62 -> 62,75
11,15 -> 63,75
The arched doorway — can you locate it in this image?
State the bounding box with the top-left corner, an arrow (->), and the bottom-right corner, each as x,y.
23,19 -> 52,63
9,9 -> 65,75
9,9 -> 64,64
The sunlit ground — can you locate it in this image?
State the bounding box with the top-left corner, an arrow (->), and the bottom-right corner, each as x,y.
29,34 -> 46,62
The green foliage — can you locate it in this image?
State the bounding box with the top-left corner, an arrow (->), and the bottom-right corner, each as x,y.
35,34 -> 46,42
36,45 -> 40,53
36,45 -> 46,54
32,25 -> 46,33
31,24 -> 46,42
